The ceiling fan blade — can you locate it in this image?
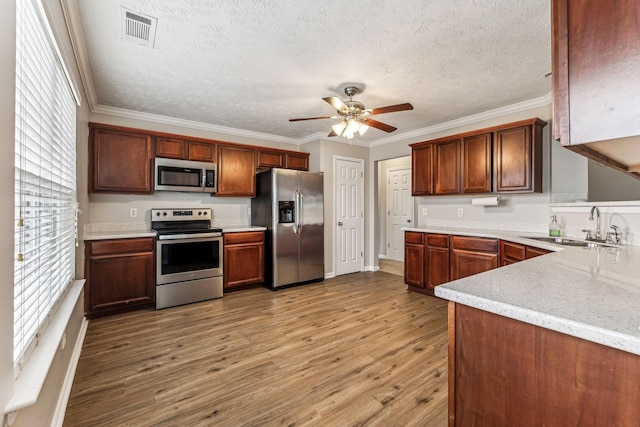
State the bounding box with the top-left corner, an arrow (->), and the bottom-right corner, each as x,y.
289,116 -> 332,122
323,96 -> 347,111
360,118 -> 397,133
367,103 -> 414,115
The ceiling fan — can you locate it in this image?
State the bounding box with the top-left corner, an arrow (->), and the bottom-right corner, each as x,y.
289,86 -> 413,139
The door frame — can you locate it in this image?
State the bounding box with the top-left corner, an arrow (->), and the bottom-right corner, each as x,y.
386,166 -> 414,261
333,155 -> 365,276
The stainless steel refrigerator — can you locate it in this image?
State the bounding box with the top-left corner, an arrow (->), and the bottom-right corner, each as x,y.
252,168 -> 324,289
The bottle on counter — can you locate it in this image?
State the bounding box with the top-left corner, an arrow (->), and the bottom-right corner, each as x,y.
549,215 -> 561,237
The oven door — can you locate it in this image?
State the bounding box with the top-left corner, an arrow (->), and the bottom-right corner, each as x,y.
156,235 -> 223,285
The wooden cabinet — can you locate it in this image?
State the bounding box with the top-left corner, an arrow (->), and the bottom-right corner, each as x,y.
411,144 -> 434,195
410,118 -> 545,196
84,237 -> 155,319
552,0 -> 640,175
223,231 -> 265,291
404,232 -> 425,288
494,121 -> 544,193
426,234 -> 450,291
216,145 -> 256,197
256,149 -> 310,171
257,149 -> 285,169
450,236 -> 498,280
449,303 -> 640,426
89,124 -> 153,194
462,132 -> 492,193
500,240 -> 551,266
156,137 -> 216,162
405,232 -> 450,296
434,139 -> 461,195
285,152 -> 309,171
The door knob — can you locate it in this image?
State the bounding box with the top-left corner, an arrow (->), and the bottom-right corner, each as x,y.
338,222 -> 343,226
407,219 -> 411,223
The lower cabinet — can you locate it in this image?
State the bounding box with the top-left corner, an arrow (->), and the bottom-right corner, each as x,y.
405,233 -> 550,295
404,231 -> 450,296
223,231 -> 265,292
450,236 -> 499,280
84,237 -> 155,319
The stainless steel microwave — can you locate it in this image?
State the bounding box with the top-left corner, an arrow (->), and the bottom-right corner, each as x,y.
154,157 -> 217,193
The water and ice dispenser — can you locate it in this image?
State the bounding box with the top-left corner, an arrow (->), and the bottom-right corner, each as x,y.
278,201 -> 295,223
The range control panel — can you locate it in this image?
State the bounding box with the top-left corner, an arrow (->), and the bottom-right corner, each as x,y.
151,208 -> 211,221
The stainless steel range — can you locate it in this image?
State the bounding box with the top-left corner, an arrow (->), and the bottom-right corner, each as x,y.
152,208 -> 223,309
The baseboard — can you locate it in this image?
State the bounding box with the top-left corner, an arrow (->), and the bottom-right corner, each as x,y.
364,265 -> 380,272
51,318 -> 88,427
324,272 -> 335,279
378,254 -> 387,259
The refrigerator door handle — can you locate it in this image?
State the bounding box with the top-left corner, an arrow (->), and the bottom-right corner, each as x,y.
294,190 -> 302,234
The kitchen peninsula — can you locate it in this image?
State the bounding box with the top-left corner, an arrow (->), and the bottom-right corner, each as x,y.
409,227 -> 640,426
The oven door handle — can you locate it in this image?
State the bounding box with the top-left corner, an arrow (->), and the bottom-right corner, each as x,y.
158,232 -> 222,240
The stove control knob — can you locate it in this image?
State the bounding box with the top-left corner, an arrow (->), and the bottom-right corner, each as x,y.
162,212 -> 167,216
156,212 -> 160,216
198,211 -> 202,216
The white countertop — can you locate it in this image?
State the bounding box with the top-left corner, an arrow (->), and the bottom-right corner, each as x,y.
84,229 -> 156,240
222,225 -> 267,233
404,227 -> 640,356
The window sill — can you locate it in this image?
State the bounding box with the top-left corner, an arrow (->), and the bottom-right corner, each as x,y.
4,279 -> 85,422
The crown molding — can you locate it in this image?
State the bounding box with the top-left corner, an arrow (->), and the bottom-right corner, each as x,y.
91,105 -> 303,145
369,92 -> 553,147
60,0 -> 97,110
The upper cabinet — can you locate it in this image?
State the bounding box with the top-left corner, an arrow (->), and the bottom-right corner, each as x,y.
156,137 -> 216,162
411,118 -> 545,196
89,123 -> 311,196
552,0 -> 640,179
216,144 -> 256,197
256,149 -> 309,171
89,123 -> 153,194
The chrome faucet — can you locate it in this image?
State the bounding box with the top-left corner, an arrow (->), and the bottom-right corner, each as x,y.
588,206 -> 602,241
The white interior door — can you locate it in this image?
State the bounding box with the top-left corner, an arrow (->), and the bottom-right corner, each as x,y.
387,167 -> 413,261
335,157 -> 364,276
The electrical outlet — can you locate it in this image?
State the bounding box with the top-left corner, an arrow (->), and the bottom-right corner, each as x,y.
129,208 -> 137,218
422,207 -> 428,216
457,208 -> 464,217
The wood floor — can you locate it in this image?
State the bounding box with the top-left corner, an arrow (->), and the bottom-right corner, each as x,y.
64,272 -> 449,427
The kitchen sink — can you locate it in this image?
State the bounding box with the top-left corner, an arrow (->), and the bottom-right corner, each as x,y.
519,236 -> 599,247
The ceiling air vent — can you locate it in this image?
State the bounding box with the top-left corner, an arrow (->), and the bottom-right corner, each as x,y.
121,8 -> 157,48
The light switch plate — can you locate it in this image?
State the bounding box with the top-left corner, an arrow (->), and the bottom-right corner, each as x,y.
422,207 -> 428,216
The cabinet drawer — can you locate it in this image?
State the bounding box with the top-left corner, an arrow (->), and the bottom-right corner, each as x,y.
526,246 -> 550,259
224,231 -> 264,245
451,236 -> 498,253
502,241 -> 526,261
405,231 -> 425,244
427,233 -> 449,248
88,237 -> 155,256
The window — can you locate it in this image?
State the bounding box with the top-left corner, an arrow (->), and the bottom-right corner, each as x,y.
14,0 -> 78,367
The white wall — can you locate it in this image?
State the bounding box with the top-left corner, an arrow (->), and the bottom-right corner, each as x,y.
588,159 -> 640,202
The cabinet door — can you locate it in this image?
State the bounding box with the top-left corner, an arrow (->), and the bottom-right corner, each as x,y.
427,246 -> 450,290
224,244 -> 264,290
188,141 -> 216,162
257,150 -> 285,169
89,126 -> 153,194
285,152 -> 309,171
450,249 -> 498,280
412,144 -> 433,195
525,246 -> 550,259
434,139 -> 461,195
462,132 -> 492,193
553,0 -> 640,146
404,232 -> 425,288
494,125 -> 533,192
85,238 -> 155,318
216,145 -> 257,197
500,240 -> 526,266
156,137 -> 187,159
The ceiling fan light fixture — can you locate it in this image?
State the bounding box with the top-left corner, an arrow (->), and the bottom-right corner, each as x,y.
332,121 -> 347,136
358,123 -> 369,136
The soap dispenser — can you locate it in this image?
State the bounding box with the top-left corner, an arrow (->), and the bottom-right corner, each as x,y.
549,215 -> 561,237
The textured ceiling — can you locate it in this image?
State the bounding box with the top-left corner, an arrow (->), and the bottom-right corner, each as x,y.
72,0 -> 552,144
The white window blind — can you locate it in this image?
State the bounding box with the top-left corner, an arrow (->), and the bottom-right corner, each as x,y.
14,0 -> 77,366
